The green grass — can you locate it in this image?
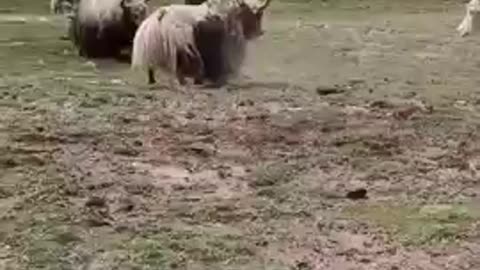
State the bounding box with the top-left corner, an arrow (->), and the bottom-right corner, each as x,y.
115,226 -> 263,270
0,0 -> 475,269
344,203 -> 480,246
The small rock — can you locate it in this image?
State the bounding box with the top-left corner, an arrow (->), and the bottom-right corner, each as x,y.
316,86 -> 345,96
85,196 -> 106,208
112,197 -> 135,213
455,100 -> 468,107
392,106 -> 418,120
85,217 -> 110,227
370,100 -> 393,109
185,142 -> 215,157
185,111 -> 196,119
295,260 -> 312,270
348,78 -> 366,85
346,188 -> 368,200
343,105 -> 369,115
110,79 -> 124,85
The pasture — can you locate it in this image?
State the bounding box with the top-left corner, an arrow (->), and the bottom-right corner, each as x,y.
2,0 -> 480,269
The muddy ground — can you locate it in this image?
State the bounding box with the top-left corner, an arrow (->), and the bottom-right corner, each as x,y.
1,0 -> 480,269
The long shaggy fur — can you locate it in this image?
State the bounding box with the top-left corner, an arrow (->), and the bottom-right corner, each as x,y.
69,0 -> 149,59
132,6 -> 207,84
131,0 -> 271,86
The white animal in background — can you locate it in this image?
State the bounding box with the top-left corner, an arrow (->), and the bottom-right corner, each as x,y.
457,0 -> 480,36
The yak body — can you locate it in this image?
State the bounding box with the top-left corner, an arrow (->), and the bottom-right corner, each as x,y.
131,0 -> 271,87
69,0 -> 149,59
194,14 -> 228,83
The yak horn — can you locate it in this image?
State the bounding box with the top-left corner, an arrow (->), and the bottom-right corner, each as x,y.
157,8 -> 167,21
258,0 -> 271,12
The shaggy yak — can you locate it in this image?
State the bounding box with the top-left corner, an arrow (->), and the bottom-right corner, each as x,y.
457,0 -> 480,36
69,0 -> 149,59
131,0 -> 272,87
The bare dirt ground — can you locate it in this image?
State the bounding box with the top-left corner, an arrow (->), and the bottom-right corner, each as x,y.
2,0 -> 480,269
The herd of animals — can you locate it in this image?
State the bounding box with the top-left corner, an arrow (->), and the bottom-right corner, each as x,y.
48,0 -> 480,89
49,0 -> 272,88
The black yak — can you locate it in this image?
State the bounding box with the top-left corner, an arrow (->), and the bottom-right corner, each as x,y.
131,0 -> 272,87
69,0 -> 149,59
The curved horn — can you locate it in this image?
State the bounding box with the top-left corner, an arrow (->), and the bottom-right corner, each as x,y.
157,7 -> 167,21
258,0 -> 271,12
120,0 -> 128,10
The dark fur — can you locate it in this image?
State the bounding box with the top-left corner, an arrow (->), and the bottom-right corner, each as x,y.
193,15 -> 227,85
176,45 -> 205,85
192,4 -> 265,85
69,0 -> 143,59
147,46 -> 204,85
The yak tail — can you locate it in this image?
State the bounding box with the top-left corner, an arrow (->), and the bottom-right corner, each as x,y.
131,8 -> 168,70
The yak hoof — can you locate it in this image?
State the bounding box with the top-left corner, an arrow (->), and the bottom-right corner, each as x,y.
148,69 -> 156,84
177,77 -> 187,86
194,78 -> 203,85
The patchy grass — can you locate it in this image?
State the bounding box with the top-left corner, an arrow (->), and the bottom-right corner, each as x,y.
18,223 -> 81,269
251,161 -> 301,188
119,226 -> 261,270
1,0 -> 480,269
344,203 -> 480,246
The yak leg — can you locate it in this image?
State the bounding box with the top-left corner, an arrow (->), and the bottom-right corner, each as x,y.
176,69 -> 187,86
148,68 -> 156,84
194,77 -> 203,85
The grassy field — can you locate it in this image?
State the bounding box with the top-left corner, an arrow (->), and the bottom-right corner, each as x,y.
2,0 -> 480,269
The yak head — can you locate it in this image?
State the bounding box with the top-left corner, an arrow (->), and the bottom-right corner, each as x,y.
235,0 -> 272,40
121,0 -> 150,27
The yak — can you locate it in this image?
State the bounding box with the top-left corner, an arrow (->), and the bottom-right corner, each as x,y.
69,0 -> 149,59
131,0 -> 272,87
